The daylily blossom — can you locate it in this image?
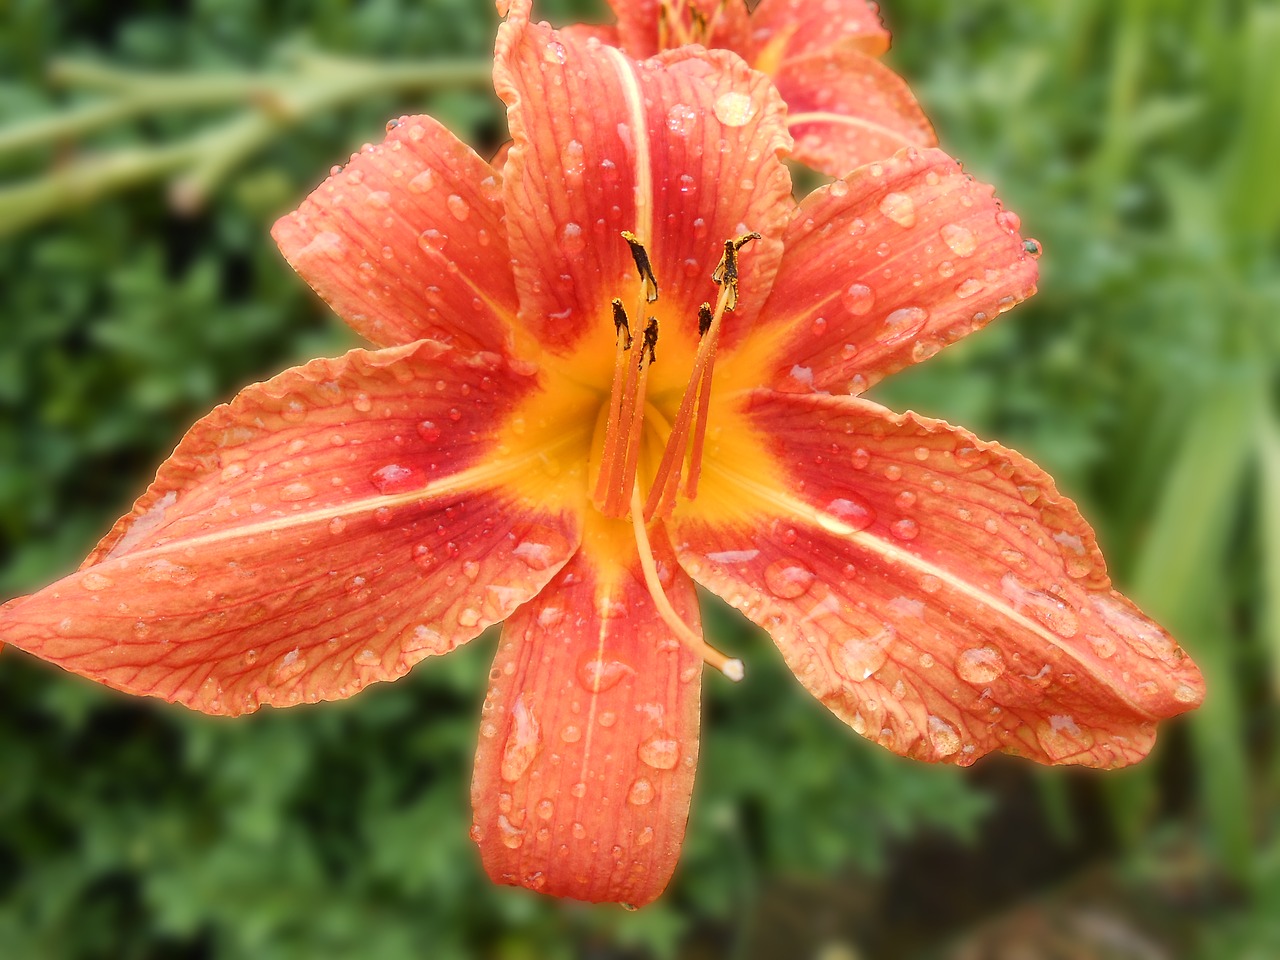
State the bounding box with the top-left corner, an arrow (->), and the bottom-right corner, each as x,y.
564,0 -> 936,176
0,0 -> 1202,908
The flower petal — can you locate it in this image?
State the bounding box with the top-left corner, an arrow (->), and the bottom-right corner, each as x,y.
777,48 -> 936,177
272,115 -> 519,353
604,0 -> 752,59
1,342 -> 584,714
471,515 -> 701,905
749,0 -> 890,59
494,1 -> 793,368
672,390 -> 1203,768
735,147 -> 1038,395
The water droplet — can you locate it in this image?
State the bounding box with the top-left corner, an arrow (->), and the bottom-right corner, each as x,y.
408,168 -> 436,193
280,482 -> 316,502
996,209 -> 1022,233
571,820 -> 587,838
416,420 -> 442,443
497,814 -> 525,849
1001,573 -> 1079,638
627,778 -> 655,806
536,798 -> 555,820
890,518 -> 919,541
513,527 -> 567,571
545,40 -> 568,63
713,90 -> 757,127
939,223 -> 977,257
500,694 -> 541,782
877,306 -> 929,345
666,103 -> 696,136
638,736 -> 680,770
353,393 -> 373,413
879,192 -> 917,227
354,648 -> 381,666
404,624 -> 450,656
1090,595 -> 1177,661
764,559 -> 814,599
560,723 -> 582,743
927,715 -> 961,756
852,448 -> 871,469
370,463 -> 418,494
561,138 -> 585,180
446,194 -> 470,221
328,517 -> 348,535
955,278 -> 983,299
957,646 -> 1006,684
1173,683 -> 1199,704
836,627 -> 894,680
418,228 -> 446,253
1023,238 -> 1042,258
1087,634 -> 1117,659
577,655 -> 633,693
140,558 -> 195,586
274,648 -> 307,682
841,282 -> 876,316
824,497 -> 875,531
559,221 -> 586,255
81,571 -> 113,591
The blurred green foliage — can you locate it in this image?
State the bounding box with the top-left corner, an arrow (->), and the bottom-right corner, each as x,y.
1,0 -> 1277,957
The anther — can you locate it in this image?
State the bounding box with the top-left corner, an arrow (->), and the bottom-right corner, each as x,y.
711,231 -> 761,312
697,302 -> 713,338
640,316 -> 659,366
611,297 -> 633,349
621,231 -> 659,303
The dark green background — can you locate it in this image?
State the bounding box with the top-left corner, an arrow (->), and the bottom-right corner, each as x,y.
1,1 -> 1277,956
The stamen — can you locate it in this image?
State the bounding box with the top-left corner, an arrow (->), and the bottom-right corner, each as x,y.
593,300 -> 635,514
621,231 -> 659,303
645,232 -> 760,519
629,483 -> 744,682
611,297 -> 633,349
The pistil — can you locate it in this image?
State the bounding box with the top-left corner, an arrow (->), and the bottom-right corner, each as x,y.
629,483 -> 744,681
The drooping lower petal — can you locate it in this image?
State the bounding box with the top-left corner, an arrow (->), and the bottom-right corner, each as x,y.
671,389 -> 1203,768
749,0 -> 890,60
733,148 -> 1038,396
775,48 -> 936,177
273,115 -> 520,353
494,0 -> 793,364
0,342 -> 584,714
471,515 -> 702,905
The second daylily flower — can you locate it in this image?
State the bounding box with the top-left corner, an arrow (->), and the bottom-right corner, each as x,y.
0,0 -> 1202,907
566,0 -> 937,175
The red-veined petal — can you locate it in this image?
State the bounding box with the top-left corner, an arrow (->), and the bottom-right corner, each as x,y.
735,148 -> 1037,395
558,22 -> 620,47
777,48 -> 936,177
471,515 -> 701,905
749,0 -> 889,59
672,390 -> 1203,768
494,1 -> 793,370
1,342 -> 584,714
272,114 -> 519,353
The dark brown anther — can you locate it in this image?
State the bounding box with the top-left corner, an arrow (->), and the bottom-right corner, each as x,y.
640,317 -> 659,366
621,231 -> 659,303
711,231 -> 761,312
697,302 -> 714,338
689,7 -> 709,41
611,297 -> 633,349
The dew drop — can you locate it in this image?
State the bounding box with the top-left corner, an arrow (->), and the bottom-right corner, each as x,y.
1001,573 -> 1079,638
927,715 -> 962,756
1090,595 -> 1177,661
957,646 -> 1006,684
497,814 -> 525,849
354,648 -> 381,667
81,571 -> 113,591
713,90 -> 757,127
764,559 -> 814,599
274,648 -> 307,682
879,191 -> 917,227
890,518 -> 919,541
577,655 -> 633,693
328,517 -> 348,535
939,223 -> 977,257
536,798 -> 555,820
955,278 -> 983,299
666,103 -> 696,136
836,627 -> 894,680
408,168 -> 435,193
824,497 -> 876,531
418,228 -> 446,253
1087,634 -> 1117,659
280,481 -> 316,502
559,221 -> 586,255
877,306 -> 929,345
416,420 -> 442,443
370,463 -> 418,494
627,778 -> 655,806
404,624 -> 450,656
446,194 -> 470,221
638,736 -> 680,770
353,393 -> 373,413
500,694 -> 541,782
560,723 -> 582,743
841,282 -> 876,316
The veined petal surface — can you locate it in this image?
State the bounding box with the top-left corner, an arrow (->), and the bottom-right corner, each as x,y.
495,0 -> 793,367
472,516 -> 701,905
750,0 -> 890,59
2,342 -> 583,714
777,48 -> 936,177
273,115 -> 519,353
739,148 -> 1038,396
672,390 -> 1203,768
604,0 -> 752,59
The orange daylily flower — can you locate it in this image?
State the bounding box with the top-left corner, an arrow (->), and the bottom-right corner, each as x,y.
1,1 -> 1201,907
564,0 -> 937,176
